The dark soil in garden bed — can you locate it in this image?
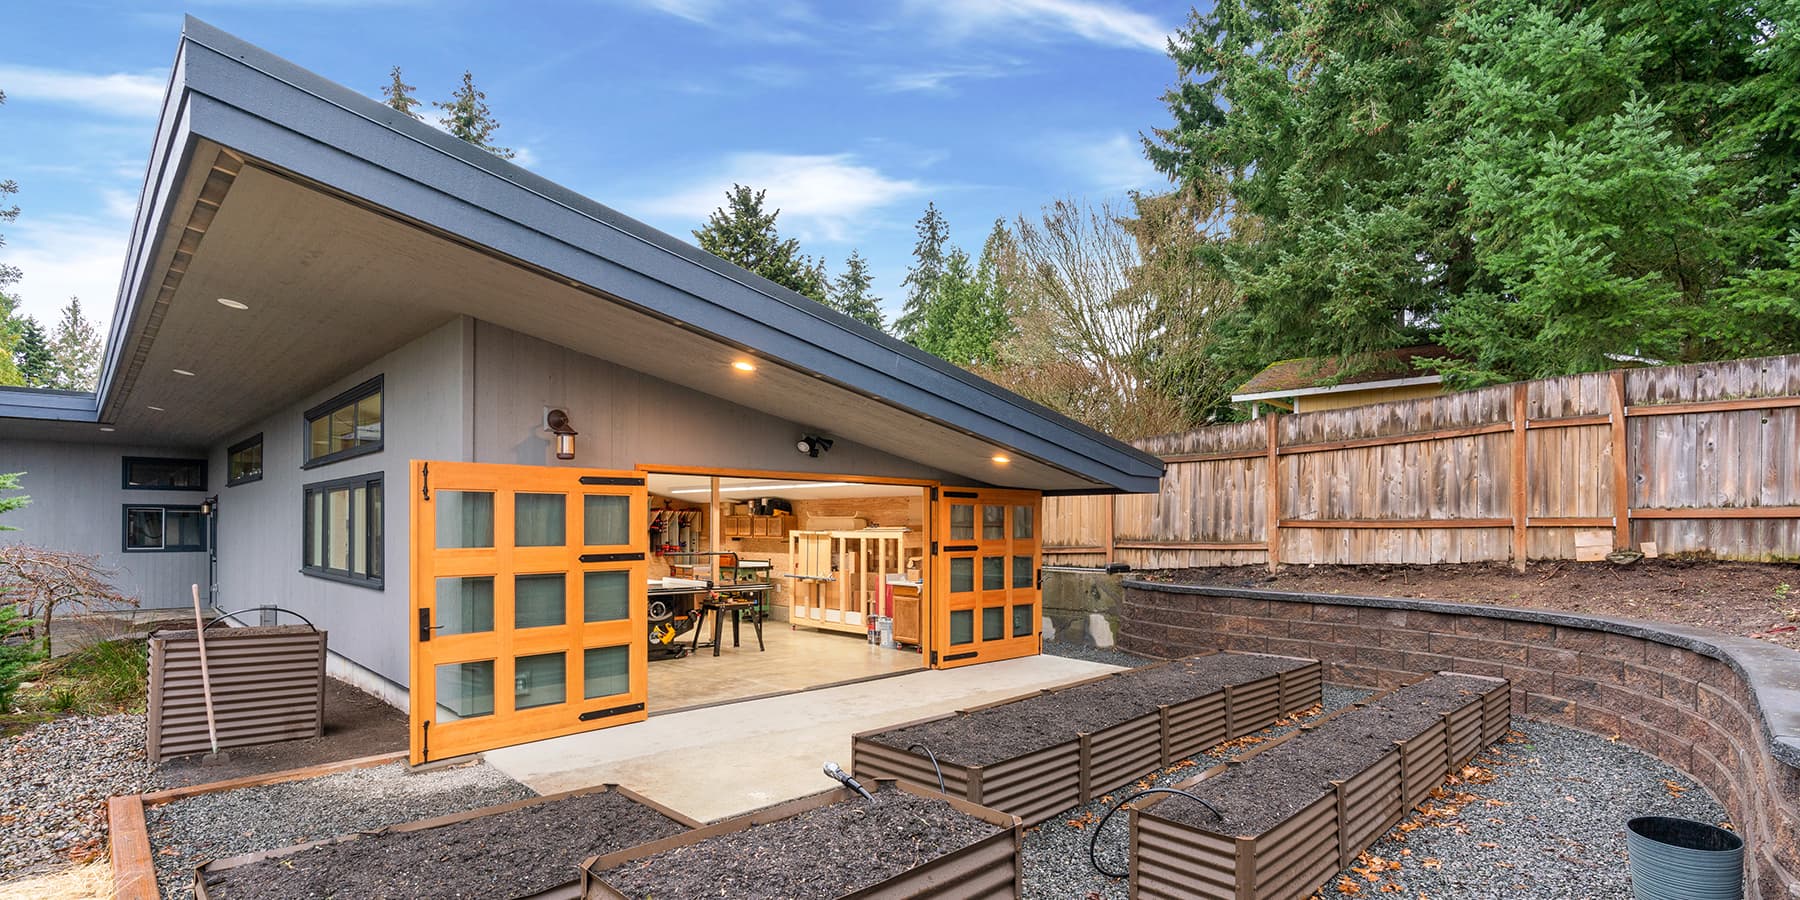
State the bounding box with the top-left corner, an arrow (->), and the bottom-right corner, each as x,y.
1144,559 -> 1800,650
869,652 -> 1306,767
154,677 -> 407,788
200,790 -> 687,900
595,791 -> 1000,900
1154,674 -> 1492,835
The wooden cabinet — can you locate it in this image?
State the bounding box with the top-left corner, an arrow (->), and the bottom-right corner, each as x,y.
723,515 -> 789,539
891,583 -> 921,647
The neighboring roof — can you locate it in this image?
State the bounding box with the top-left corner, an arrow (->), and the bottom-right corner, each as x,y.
1231,346 -> 1452,403
0,18 -> 1162,494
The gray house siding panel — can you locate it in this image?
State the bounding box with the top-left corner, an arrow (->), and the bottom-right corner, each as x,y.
0,440 -> 210,609
210,319 -> 469,689
470,321 -> 965,483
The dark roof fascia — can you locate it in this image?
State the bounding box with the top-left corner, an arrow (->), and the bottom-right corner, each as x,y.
151,17 -> 1161,493
0,388 -> 100,422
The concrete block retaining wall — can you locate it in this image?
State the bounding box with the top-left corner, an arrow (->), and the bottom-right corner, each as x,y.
1121,580 -> 1800,900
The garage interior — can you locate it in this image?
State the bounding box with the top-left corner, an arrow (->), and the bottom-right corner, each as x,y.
642,472 -> 928,712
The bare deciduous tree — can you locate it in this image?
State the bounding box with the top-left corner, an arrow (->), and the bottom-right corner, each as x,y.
983,183 -> 1240,440
0,545 -> 136,647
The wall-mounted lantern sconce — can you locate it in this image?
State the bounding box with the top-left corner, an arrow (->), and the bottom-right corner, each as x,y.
201,495 -> 220,516
546,408 -> 578,460
796,434 -> 833,458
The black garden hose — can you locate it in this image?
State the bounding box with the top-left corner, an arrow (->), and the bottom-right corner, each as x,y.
1088,788 -> 1225,878
906,743 -> 947,794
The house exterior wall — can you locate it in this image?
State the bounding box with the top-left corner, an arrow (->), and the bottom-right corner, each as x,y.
468,321 -> 964,483
1293,382 -> 1445,414
207,318 -> 471,690
0,439 -> 211,609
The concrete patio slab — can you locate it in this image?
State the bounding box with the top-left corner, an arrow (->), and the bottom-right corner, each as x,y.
482,654 -> 1121,822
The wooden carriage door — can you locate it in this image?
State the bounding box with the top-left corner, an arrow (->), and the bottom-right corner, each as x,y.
409,461 -> 648,764
930,487 -> 1042,670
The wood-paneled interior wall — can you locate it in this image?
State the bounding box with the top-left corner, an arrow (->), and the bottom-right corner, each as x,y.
1045,354 -> 1800,568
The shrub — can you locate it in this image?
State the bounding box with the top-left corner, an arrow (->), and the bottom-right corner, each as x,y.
0,604 -> 42,711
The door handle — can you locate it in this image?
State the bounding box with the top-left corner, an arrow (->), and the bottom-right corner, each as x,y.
418,608 -> 436,642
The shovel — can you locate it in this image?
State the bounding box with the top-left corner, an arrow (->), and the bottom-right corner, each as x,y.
191,583 -> 228,765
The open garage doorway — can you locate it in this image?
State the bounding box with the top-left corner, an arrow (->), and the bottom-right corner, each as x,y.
640,469 -> 931,713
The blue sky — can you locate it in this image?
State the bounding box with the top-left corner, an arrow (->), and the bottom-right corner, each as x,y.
2,0 -> 1191,333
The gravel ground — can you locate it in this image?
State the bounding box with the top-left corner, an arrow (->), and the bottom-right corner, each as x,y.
0,713 -> 151,883
1340,718 -> 1727,899
1040,638 -> 1156,670
1018,693 -> 1728,900
1020,684 -> 1373,898
147,760 -> 536,900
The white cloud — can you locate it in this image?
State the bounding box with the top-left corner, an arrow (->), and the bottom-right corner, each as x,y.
911,0 -> 1171,53
878,63 -> 1011,93
1048,132 -> 1167,195
510,145 -> 540,168
619,0 -> 818,42
639,153 -> 928,242
6,213 -> 130,333
0,65 -> 165,118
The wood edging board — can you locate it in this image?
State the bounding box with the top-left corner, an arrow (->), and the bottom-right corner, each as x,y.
190,784 -> 701,900
107,750 -> 410,900
851,654 -> 1324,825
577,779 -> 1025,899
1128,675 -> 1511,900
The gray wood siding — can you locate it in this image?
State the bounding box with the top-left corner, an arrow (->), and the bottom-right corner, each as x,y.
0,439 -> 210,608
208,319 -> 470,689
470,321 -> 963,482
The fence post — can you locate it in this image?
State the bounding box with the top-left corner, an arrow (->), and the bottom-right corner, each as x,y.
1511,383 -> 1528,571
1265,415 -> 1281,572
1609,370 -> 1631,550
1104,494 -> 1116,562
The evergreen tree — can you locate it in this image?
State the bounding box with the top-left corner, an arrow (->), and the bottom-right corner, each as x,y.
381,65 -> 424,121
692,185 -> 827,302
0,471 -> 25,527
14,317 -> 50,387
827,250 -> 885,330
910,234 -> 1011,368
434,71 -> 514,159
0,292 -> 23,387
894,203 -> 949,341
47,298 -> 100,391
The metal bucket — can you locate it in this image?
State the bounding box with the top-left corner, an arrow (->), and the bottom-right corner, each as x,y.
876,616 -> 894,648
1626,816 -> 1743,900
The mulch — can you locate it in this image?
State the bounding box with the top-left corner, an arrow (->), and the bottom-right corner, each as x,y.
199,790 -> 688,900
594,791 -> 1000,900
1146,559 -> 1800,651
867,653 -> 1306,767
153,677 -> 407,788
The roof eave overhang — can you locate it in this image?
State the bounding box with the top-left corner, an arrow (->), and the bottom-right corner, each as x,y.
89,17 -> 1162,495
1231,374 -> 1444,404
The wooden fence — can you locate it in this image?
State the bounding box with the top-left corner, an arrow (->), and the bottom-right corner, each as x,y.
1044,354 -> 1800,569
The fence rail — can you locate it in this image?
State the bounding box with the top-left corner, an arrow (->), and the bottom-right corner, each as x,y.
1045,354 -> 1800,569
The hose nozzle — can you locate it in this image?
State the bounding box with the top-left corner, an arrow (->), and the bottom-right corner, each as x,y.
823,761 -> 874,801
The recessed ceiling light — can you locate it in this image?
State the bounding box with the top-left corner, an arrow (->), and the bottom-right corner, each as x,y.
991,454 -> 1011,464
147,405 -> 165,412
216,297 -> 249,310
732,360 -> 756,372
99,426 -> 116,432
172,368 -> 196,376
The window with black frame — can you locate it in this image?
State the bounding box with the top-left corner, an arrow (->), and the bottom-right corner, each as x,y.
303,376 -> 382,468
227,434 -> 263,485
122,457 -> 206,491
302,472 -> 384,587
123,506 -> 207,552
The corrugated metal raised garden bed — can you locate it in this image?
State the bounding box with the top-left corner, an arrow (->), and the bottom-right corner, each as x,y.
580,779 -> 1023,899
1129,673 -> 1511,900
192,785 -> 696,900
852,652 -> 1323,825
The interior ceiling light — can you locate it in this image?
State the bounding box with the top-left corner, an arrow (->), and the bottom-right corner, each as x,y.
99,426 -> 116,432
172,368 -> 196,376
147,405 -> 165,412
669,481 -> 853,496
216,297 -> 249,310
992,454 -> 1011,464
732,360 -> 756,372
